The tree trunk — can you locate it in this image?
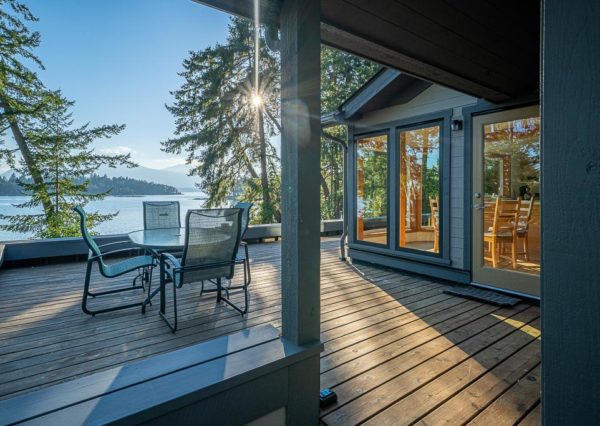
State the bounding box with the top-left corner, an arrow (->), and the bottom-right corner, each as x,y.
320,171 -> 330,199
1,99 -> 53,218
257,108 -> 271,222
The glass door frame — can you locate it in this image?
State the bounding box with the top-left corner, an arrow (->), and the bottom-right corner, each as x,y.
393,119 -> 449,258
471,104 -> 540,297
348,110 -> 452,266
352,129 -> 392,248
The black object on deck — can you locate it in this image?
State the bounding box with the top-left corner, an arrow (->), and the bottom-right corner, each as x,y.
444,286 -> 522,307
320,388 -> 338,408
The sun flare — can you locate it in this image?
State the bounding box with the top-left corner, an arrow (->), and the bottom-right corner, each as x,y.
251,93 -> 263,107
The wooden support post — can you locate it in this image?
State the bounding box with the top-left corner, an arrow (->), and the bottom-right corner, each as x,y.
280,0 -> 321,423
542,0 -> 600,422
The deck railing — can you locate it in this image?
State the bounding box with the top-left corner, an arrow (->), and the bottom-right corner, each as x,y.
0,219 -> 343,267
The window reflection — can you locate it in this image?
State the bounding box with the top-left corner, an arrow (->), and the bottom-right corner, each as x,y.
356,134 -> 388,244
483,117 -> 540,275
399,125 -> 440,253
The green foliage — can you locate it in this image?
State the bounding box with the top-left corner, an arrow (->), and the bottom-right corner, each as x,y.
165,17 -> 379,224
320,47 -> 379,220
357,139 -> 388,219
0,2 -> 135,238
0,93 -> 133,238
164,17 -> 280,222
0,0 -> 58,144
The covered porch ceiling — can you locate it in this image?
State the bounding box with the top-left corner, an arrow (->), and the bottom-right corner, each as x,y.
193,0 -> 540,103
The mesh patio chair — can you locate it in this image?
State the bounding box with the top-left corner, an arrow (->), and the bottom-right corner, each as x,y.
143,201 -> 181,230
74,206 -> 155,316
142,201 -> 181,299
234,202 -> 253,285
156,208 -> 246,332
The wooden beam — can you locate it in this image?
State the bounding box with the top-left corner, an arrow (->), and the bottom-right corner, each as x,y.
542,0 -> 600,422
320,23 -> 511,103
280,0 -> 321,422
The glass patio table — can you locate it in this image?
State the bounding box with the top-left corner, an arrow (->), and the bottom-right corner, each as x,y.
128,227 -> 186,251
128,226 -> 234,313
128,227 -> 185,312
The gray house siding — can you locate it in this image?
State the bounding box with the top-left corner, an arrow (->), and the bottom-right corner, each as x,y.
352,85 -> 477,272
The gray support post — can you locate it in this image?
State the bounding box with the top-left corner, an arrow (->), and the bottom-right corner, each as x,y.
279,0 -> 321,424
280,0 -> 321,346
542,0 -> 600,423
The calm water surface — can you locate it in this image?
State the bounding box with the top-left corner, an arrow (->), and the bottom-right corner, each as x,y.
0,193 -> 207,241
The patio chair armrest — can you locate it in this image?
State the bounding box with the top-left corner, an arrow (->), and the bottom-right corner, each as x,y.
89,248 -> 137,260
97,240 -> 133,252
160,252 -> 182,269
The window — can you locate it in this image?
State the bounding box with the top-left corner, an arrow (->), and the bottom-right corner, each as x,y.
356,134 -> 388,245
398,124 -> 441,253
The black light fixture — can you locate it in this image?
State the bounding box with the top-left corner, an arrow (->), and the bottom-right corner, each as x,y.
451,119 -> 463,131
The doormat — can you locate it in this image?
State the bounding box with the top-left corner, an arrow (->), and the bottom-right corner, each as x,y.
444,286 -> 521,307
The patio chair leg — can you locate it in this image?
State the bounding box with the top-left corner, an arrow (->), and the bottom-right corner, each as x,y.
244,244 -> 251,285
158,262 -> 178,333
82,260 -> 148,316
220,268 -> 249,316
216,278 -> 222,302
82,260 -> 95,316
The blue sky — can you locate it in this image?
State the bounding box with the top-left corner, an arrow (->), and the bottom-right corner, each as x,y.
8,0 -> 231,170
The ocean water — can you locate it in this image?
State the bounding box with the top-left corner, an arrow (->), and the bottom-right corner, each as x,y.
0,193 -> 208,241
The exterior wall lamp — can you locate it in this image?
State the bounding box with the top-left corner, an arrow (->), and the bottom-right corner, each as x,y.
451,119 -> 463,131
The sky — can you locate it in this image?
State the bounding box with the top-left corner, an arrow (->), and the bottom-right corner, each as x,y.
3,0 -> 231,171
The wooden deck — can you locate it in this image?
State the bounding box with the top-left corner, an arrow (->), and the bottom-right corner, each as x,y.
0,239 -> 541,425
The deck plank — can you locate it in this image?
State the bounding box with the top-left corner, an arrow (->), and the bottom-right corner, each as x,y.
0,239 -> 541,425
468,364 -> 541,426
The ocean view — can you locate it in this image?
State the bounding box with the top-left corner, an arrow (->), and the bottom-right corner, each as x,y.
0,192 -> 207,241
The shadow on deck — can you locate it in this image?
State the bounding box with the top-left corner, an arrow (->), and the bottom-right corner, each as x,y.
0,239 -> 540,425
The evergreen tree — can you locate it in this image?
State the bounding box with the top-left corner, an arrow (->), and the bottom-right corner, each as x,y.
0,0 -> 60,217
164,17 -> 280,223
0,94 -> 133,238
165,17 -> 379,224
320,47 -> 380,219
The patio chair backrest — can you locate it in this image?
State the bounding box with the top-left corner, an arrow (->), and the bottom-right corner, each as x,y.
74,206 -> 105,267
143,201 -> 181,230
233,202 -> 253,238
180,208 -> 242,284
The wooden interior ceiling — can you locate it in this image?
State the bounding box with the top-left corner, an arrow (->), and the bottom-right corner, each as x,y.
194,0 -> 540,102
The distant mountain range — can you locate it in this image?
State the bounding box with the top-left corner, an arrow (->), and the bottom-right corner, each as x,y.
96,164 -> 199,192
1,163 -> 200,193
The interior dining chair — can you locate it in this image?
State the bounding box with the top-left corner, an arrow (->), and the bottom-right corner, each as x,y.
74,206 -> 155,316
483,198 -> 521,269
516,194 -> 536,261
156,208 -> 246,332
429,196 -> 440,252
234,201 -> 253,285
